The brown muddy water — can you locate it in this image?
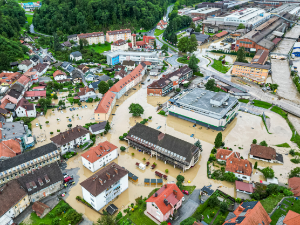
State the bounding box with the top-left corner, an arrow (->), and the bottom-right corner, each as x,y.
31,76 -> 299,222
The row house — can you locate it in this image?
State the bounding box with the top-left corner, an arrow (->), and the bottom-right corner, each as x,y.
24,90 -> 46,101
106,29 -> 131,43
94,91 -> 116,121
17,75 -> 31,91
77,32 -> 105,45
0,72 -> 22,87
18,60 -> 33,72
24,70 -> 39,83
32,63 -> 49,77
0,89 -> 23,104
111,39 -> 129,52
16,98 -> 36,118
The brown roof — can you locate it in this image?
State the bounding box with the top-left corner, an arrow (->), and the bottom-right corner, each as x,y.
78,86 -> 95,96
81,141 -> 118,163
21,60 -> 32,66
122,60 -> 135,66
32,63 -> 48,73
250,144 -> 276,160
94,91 -> 116,113
50,125 -> 90,146
77,65 -> 89,73
17,98 -> 34,111
80,162 -> 128,196
107,29 -> 131,35
216,149 -> 240,161
112,39 -> 127,46
0,139 -> 22,159
225,157 -> 252,176
32,201 -> 50,217
53,70 -> 66,78
215,30 -> 228,38
0,179 -> 28,216
78,32 -> 104,39
289,177 -> 300,196
283,210 -> 300,225
115,70 -> 127,78
251,49 -> 269,65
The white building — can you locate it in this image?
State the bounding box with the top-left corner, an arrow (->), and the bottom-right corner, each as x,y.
80,162 -> 128,211
106,51 -> 160,65
81,141 -> 118,172
111,39 -> 129,52
78,86 -> 97,101
16,98 -> 36,117
18,60 -> 33,72
53,70 -> 67,81
78,32 -> 105,45
50,125 -> 90,154
70,51 -> 82,61
225,157 -> 252,182
168,88 -> 239,131
32,64 -> 49,77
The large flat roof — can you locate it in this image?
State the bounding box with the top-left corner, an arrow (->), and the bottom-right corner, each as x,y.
105,50 -> 158,58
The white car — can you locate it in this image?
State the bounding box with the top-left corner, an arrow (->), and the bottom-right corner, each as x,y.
182,197 -> 185,202
36,123 -> 39,127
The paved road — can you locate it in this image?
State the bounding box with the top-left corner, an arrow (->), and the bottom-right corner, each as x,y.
167,54 -> 182,66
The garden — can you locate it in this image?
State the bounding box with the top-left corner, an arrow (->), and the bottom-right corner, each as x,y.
211,59 -> 231,74
62,151 -> 77,159
177,55 -> 200,64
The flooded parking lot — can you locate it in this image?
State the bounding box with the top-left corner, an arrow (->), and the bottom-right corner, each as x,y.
272,38 -> 296,55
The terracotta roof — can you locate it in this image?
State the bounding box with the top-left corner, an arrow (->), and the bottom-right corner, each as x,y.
289,177 -> 300,196
215,30 -> 228,38
81,141 -> 118,163
216,149 -> 240,161
112,39 -> 127,46
50,125 -> 90,146
146,184 -> 184,215
78,86 -> 95,97
225,157 -> 252,176
283,210 -> 300,225
78,32 -> 104,39
157,20 -> 168,26
136,41 -> 146,46
16,98 -> 34,111
94,91 -> 116,114
192,17 -> 201,21
250,144 -> 276,160
0,139 -> 22,159
0,72 -> 21,78
32,86 -> 46,90
223,201 -> 271,225
80,162 -> 128,196
235,181 -> 254,193
53,70 -> 66,78
24,91 -> 46,97
0,99 -> 10,110
0,180 -> 28,217
128,42 -> 133,48
32,201 -> 50,217
142,61 -> 152,66
107,29 -> 131,35
17,75 -> 30,86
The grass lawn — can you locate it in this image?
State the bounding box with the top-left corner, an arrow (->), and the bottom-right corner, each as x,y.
271,106 -> 288,119
136,29 -> 149,34
213,211 -> 229,225
154,29 -> 164,36
211,60 -> 231,74
85,44 -> 111,54
252,100 -> 272,109
26,14 -> 33,25
261,193 -> 285,213
205,32 -> 215,36
276,142 -> 291,147
177,57 -> 200,64
238,99 -> 249,103
202,206 -> 220,224
118,204 -> 156,225
182,185 -> 196,194
270,197 -> 300,225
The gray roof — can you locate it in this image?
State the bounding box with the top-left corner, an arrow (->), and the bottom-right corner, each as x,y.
99,75 -> 111,81
90,121 -> 107,132
192,32 -> 210,42
212,75 -> 247,92
0,121 -> 26,140
72,70 -> 82,79
6,89 -> 22,99
17,162 -> 63,195
225,212 -> 237,221
50,125 -> 89,146
61,61 -> 71,68
257,39 -> 275,50
70,51 -> 82,57
66,65 -> 75,73
233,62 -> 271,70
0,143 -> 58,173
68,34 -> 77,39
54,61 -> 63,68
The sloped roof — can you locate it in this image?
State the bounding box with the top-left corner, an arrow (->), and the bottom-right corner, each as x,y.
283,210 -> 300,225
24,91 -> 46,97
289,177 -> 300,197
215,30 -> 228,38
112,39 -> 127,46
250,144 -> 277,160
16,98 -> 34,111
81,141 -> 118,163
216,149 -> 240,161
70,51 -> 82,57
78,32 -> 104,39
78,86 -> 95,96
94,91 -> 116,114
32,201 -> 50,217
235,181 -> 254,193
53,70 -> 66,78
0,139 -> 22,159
89,121 -> 107,132
107,29 -> 131,35
225,157 -> 252,176
17,75 -> 30,86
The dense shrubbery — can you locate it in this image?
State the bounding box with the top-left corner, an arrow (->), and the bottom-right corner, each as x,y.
250,183 -> 293,200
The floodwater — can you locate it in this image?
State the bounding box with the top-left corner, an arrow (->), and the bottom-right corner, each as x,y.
273,39 -> 296,55
284,24 -> 300,40
32,74 -> 300,222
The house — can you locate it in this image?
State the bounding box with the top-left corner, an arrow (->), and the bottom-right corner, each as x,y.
72,70 -> 83,84
80,162 -> 128,210
94,91 -> 116,121
89,121 -> 107,135
53,70 -> 68,82
0,72 -> 21,87
24,70 -> 39,83
250,144 -> 283,164
18,60 -> 33,72
111,39 -> 129,51
24,91 -> 46,100
283,210 -> 300,225
0,121 -> 27,141
16,98 -> 36,117
30,55 -> 43,66
191,32 -> 210,45
114,65 -> 126,72
10,61 -> 19,68
78,32 -> 105,45
50,125 -> 90,154
85,72 -> 95,82
0,139 -> 22,161
32,63 -> 49,76
32,202 -> 50,218
212,30 -> 228,40
114,70 -> 127,80
1,89 -> 23,104
145,184 -> 184,223
17,162 -> 64,202
225,156 -> 252,182
235,181 -> 254,195
143,36 -> 155,46
0,143 -> 59,185
68,34 -> 78,42
223,201 -> 271,225
78,87 -> 97,101
81,141 -> 118,172
0,180 -> 30,225
122,60 -> 135,70
216,149 -> 240,162
10,83 -> 25,96
43,56 -> 52,65
106,29 -> 131,42
78,65 -> 90,74
251,49 -> 269,65
157,20 -> 168,30
149,69 -> 160,76
62,41 -> 72,48
89,75 -> 111,90
288,177 -> 300,196
70,51 -> 82,61
17,75 -> 31,91
32,86 -> 46,91
61,61 -> 72,70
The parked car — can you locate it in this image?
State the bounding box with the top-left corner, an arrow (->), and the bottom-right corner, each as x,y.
69,119 -> 72,122
36,123 -> 39,127
182,190 -> 189,195
182,197 -> 185,202
85,105 -> 87,108
64,176 -> 73,183
69,108 -> 72,111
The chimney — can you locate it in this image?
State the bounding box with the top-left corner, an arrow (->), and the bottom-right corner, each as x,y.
72,128 -> 74,132
99,178 -> 103,185
106,172 -> 111,180
78,127 -> 80,132
114,168 -> 118,175
93,176 -> 97,181
154,192 -> 158,197
164,184 -> 167,188
173,189 -> 177,196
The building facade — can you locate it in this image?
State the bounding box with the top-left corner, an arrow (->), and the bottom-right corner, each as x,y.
94,91 -> 116,121
78,87 -> 97,101
53,70 -> 67,81
106,51 -> 160,65
106,29 -> 131,43
77,32 -> 105,45
111,40 -> 129,51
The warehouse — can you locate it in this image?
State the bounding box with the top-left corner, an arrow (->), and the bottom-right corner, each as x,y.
167,88 -> 239,131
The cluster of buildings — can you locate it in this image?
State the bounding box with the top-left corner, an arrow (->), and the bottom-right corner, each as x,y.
20,1 -> 42,11
106,50 -> 160,65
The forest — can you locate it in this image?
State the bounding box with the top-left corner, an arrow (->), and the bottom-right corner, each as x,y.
33,0 -> 170,35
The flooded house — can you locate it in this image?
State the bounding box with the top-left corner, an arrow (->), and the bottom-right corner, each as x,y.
126,123 -> 201,172
94,91 -> 116,121
80,162 -> 128,211
250,144 -> 283,164
168,88 -> 239,131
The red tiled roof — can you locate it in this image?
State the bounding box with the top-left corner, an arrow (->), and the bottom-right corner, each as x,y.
146,184 -> 184,215
192,17 -> 201,21
215,30 -> 228,38
157,20 -> 168,26
78,32 -> 104,39
32,86 -> 46,90
128,43 -> 133,48
32,201 -> 50,217
136,41 -> 146,46
289,177 -> 300,196
53,70 -> 66,78
142,61 -> 152,66
112,39 -> 127,46
283,210 -> 300,225
250,144 -> 277,160
17,75 -> 30,86
81,141 -> 118,163
225,157 -> 252,176
0,99 -> 10,110
78,86 -> 95,96
216,149 -> 240,161
0,139 -> 22,159
143,36 -> 155,44
94,91 -> 116,114
235,181 -> 254,193
24,91 -> 46,97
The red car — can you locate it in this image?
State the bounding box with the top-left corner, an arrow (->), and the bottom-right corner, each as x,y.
182,190 -> 189,195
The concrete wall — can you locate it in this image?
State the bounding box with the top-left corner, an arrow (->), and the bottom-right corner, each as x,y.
30,181 -> 63,202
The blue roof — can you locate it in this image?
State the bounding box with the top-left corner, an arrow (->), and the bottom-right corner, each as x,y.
241,201 -> 258,212
61,61 -> 71,68
236,216 -> 245,223
66,66 -> 75,73
201,186 -> 214,195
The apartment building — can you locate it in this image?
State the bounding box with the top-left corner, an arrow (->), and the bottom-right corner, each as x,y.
77,32 -> 105,45
94,91 -> 116,121
106,29 -> 131,43
111,40 -> 129,51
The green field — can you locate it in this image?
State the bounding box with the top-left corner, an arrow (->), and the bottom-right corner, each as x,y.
211,60 -> 231,74
85,44 -> 111,53
182,185 -> 196,194
154,29 -> 164,36
261,193 -> 285,213
271,106 -> 288,119
26,14 -> 33,25
252,100 -> 272,109
238,99 -> 250,103
177,56 -> 200,64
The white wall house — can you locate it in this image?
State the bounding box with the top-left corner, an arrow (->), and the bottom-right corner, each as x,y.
16,98 -> 36,117
78,87 -> 97,101
70,51 -> 82,61
80,163 -> 128,211
81,141 -> 118,172
53,70 -> 67,81
18,60 -> 33,72
111,40 -> 129,52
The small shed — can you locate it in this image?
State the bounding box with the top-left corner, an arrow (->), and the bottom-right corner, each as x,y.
139,163 -> 146,170
106,204 -> 118,215
144,178 -> 150,185
157,179 -> 163,185
151,179 -> 156,185
132,175 -> 138,182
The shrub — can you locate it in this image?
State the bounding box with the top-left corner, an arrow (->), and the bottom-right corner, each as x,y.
165,169 -> 169,173
254,161 -> 258,169
148,116 -> 152,119
46,121 -> 49,124
48,212 -> 55,218
120,146 -> 126,152
260,140 -> 268,147
143,157 -> 146,161
52,218 -> 60,225
131,153 -> 135,156
134,205 -> 138,209
252,139 -> 257,144
50,132 -> 53,134
116,212 -> 122,221
290,149 -> 295,156
261,167 -> 274,178
177,175 -> 185,183
123,133 -> 128,137
236,198 -> 241,203
207,195 -> 220,208
210,211 -> 216,217
57,129 -> 60,132
158,110 -> 166,116
119,136 -> 124,140
176,88 -> 181,92
220,201 -> 228,214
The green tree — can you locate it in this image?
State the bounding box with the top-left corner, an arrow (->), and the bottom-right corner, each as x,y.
194,140 -> 202,151
188,34 -> 198,53
107,79 -> 114,87
214,132 -> 222,148
237,23 -> 245,29
205,79 -> 215,91
261,167 -> 274,179
178,36 -> 189,53
254,161 -> 258,169
97,214 -> 116,225
177,175 -> 185,183
207,195 -> 220,208
260,140 -> 268,147
98,81 -> 109,94
180,217 -> 197,225
289,167 -> 300,178
129,103 -> 144,117
79,39 -> 83,50
154,40 -> 157,49
236,47 -> 248,63
252,139 -> 257,144
53,32 -> 61,52
188,54 -> 199,72
58,100 -> 65,106
190,22 -> 196,30
161,44 -> 168,52
0,53 -> 10,70
223,172 -> 237,182
105,121 -> 111,131
53,94 -> 58,99
220,201 -> 228,214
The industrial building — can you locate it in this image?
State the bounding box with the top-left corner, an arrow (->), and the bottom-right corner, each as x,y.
167,88 -> 239,131
105,51 -> 160,65
189,7 -> 221,19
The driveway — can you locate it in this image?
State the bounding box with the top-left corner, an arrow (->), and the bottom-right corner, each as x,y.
172,189 -> 200,225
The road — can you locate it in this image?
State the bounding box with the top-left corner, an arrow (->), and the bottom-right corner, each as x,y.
30,24 -> 51,37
